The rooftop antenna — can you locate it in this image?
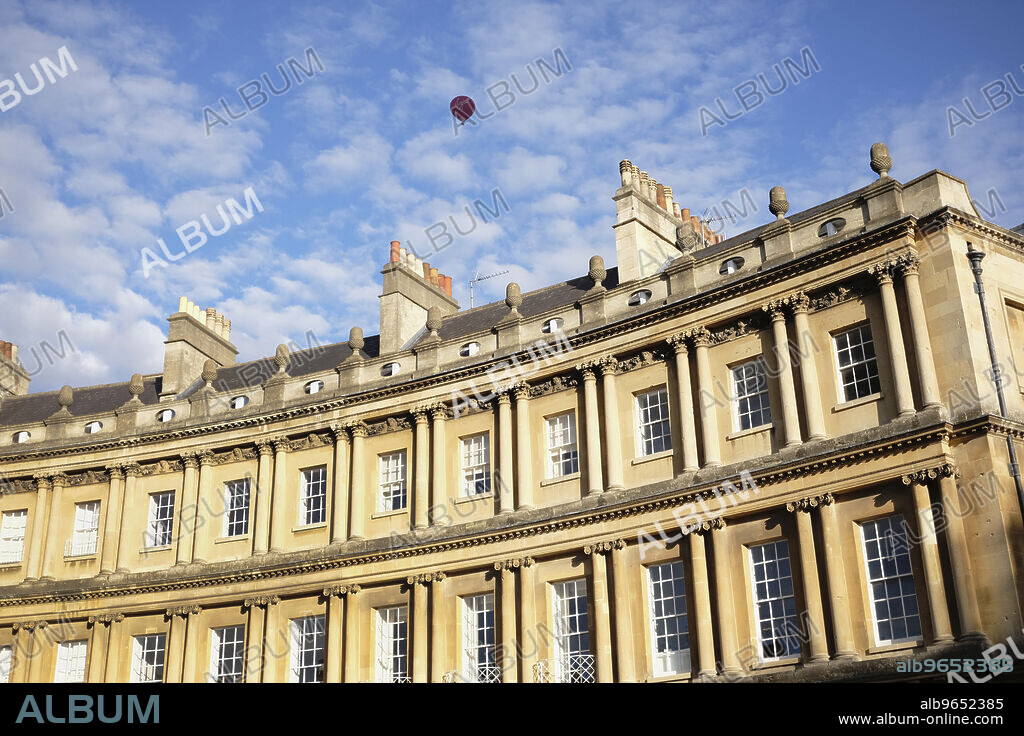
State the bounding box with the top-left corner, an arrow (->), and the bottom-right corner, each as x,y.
469,269 -> 509,308
699,207 -> 733,245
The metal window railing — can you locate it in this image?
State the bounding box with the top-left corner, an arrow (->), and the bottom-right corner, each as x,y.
533,654 -> 596,683
442,665 -> 503,683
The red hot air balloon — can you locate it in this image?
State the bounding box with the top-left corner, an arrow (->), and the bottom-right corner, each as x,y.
450,95 -> 476,125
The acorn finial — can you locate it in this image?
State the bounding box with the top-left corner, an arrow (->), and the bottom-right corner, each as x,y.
769,186 -> 790,220
58,385 -> 73,408
201,359 -> 218,384
274,344 -> 290,373
505,283 -> 522,311
128,373 -> 144,398
870,142 -> 892,178
426,306 -> 442,336
588,255 -> 606,288
348,326 -> 364,352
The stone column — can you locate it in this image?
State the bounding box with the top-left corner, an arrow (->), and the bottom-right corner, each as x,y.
609,541 -> 636,682
786,497 -> 830,663
764,300 -> 802,447
25,475 -> 51,581
242,597 -> 268,683
520,557 -> 538,681
10,624 -> 29,683
869,262 -> 915,416
40,473 -> 67,580
585,540 -> 618,683
178,606 -> 202,683
577,363 -> 604,494
691,328 -> 722,467
99,467 -> 124,574
598,358 -> 624,491
429,405 -> 448,525
86,617 -> 110,682
905,475 -> 953,642
253,440 -> 274,554
496,392 -> 515,513
413,409 -> 430,529
513,383 -> 534,509
261,597 -> 282,683
495,558 -> 532,683
175,455 -> 199,565
323,584 -> 358,683
115,464 -> 141,572
163,609 -> 186,683
104,613 -> 124,682
937,467 -> 984,639
343,585 -> 361,682
408,573 -> 442,682
348,423 -> 368,540
899,255 -> 942,409
688,528 -> 716,678
269,439 -> 290,552
818,496 -> 857,658
329,426 -> 350,544
707,518 -> 741,676
667,336 -> 699,472
430,574 -> 447,682
791,294 -> 827,440
25,622 -> 48,683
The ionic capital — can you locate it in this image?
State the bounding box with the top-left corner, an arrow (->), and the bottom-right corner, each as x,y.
583,539 -> 626,556
242,595 -> 281,609
324,583 -> 361,598
87,612 -> 125,627
407,571 -> 446,586
900,462 -> 959,486
493,556 -> 535,573
165,605 -> 202,619
688,517 -> 727,535
785,493 -> 834,513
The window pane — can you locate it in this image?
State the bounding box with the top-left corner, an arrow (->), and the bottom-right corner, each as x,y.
835,325 -> 881,402
132,634 -> 166,683
861,515 -> 922,645
636,388 -> 672,457
750,540 -> 801,660
546,413 -> 579,478
300,467 -> 327,525
461,593 -> 497,682
647,561 -> 690,676
379,452 -> 407,511
375,606 -> 408,682
461,434 -> 491,497
223,480 -> 251,537
732,360 -> 772,431
290,616 -> 325,683
210,625 -> 246,683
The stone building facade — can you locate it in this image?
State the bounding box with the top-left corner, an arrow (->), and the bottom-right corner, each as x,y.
0,143 -> 1022,683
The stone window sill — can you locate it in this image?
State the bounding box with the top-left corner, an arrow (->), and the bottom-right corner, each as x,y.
832,392 -> 883,413
540,472 -> 580,487
63,553 -> 98,561
866,638 -> 922,656
645,671 -> 692,683
292,522 -> 327,533
453,493 -> 494,506
726,423 -> 773,441
749,655 -> 801,671
140,545 -> 172,554
371,508 -> 408,520
214,535 -> 248,545
631,449 -> 673,466
0,561 -> 24,570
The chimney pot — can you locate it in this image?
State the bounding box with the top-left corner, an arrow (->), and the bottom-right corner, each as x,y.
656,183 -> 667,210
390,240 -> 401,263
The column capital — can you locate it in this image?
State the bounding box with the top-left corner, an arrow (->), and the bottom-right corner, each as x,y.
255,439 -> 275,456
123,462 -> 143,478
596,356 -> 620,376
324,583 -> 361,598
347,420 -> 369,439
197,449 -> 215,466
761,299 -> 788,321
179,453 -> 199,469
87,612 -> 125,627
494,556 -> 535,572
789,292 -> 810,313
49,471 -> 70,487
165,605 -> 202,620
683,326 -> 712,348
666,333 -> 690,355
328,423 -> 350,443
496,390 -> 512,406
901,462 -> 959,486
898,252 -> 920,276
12,620 -> 48,633
31,474 -> 52,490
429,402 -> 452,420
512,382 -> 531,401
575,360 -> 601,379
407,571 -> 446,586
411,406 -> 431,424
270,437 -> 291,454
583,539 -> 626,556
785,493 -> 834,512
867,259 -> 900,285
687,516 -> 727,535
242,595 -> 281,609
105,463 -> 127,478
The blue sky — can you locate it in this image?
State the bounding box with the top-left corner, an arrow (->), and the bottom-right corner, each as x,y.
0,0 -> 1021,392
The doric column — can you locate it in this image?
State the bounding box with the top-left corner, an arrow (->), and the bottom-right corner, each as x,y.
99,467 -> 124,574
413,408 -> 430,529
688,527 -> 716,677
763,299 -> 802,447
496,392 -> 515,513
323,584 -> 359,683
164,609 -> 186,683
329,426 -> 350,544
690,328 -> 721,467
785,496 -> 831,662
115,464 -> 141,572
899,255 -> 942,409
584,540 -> 620,683
495,557 -> 533,683
869,261 -> 915,416
175,454 -> 200,565
519,555 -> 538,681
598,357 -> 624,491
667,336 -> 699,472
818,497 -> 857,658
242,597 -> 268,683
936,466 -> 984,639
408,572 -> 444,682
609,541 -> 636,682
25,475 -> 52,580
429,405 -> 448,524
176,605 -> 202,683
24,622 -> 48,683
348,423 -> 368,540
707,518 -> 741,676
86,616 -> 111,682
104,613 -> 125,682
269,438 -> 290,552
343,585 -> 361,682
903,474 -> 953,642
577,363 -> 604,494
790,294 -> 827,440
513,383 -> 534,509
40,473 -> 67,580
253,440 -> 274,554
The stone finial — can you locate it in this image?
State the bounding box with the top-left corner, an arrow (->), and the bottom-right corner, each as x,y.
273,344 -> 290,373
58,385 -> 73,409
870,142 -> 892,178
588,255 -> 606,289
426,306 -> 442,337
348,326 -> 364,352
769,186 -> 789,221
505,282 -> 522,312
128,373 -> 144,398
201,359 -> 218,384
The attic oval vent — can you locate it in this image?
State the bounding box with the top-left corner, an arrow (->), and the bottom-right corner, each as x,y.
541,317 -> 564,334
818,217 -> 846,237
381,362 -> 401,377
719,257 -> 744,275
84,421 -> 103,434
12,431 -> 30,444
628,289 -> 652,306
156,409 -> 175,423
304,379 -> 325,395
459,342 -> 480,357
230,395 -> 249,409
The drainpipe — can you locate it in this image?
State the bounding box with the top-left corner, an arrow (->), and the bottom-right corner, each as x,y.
965,243 -> 1024,521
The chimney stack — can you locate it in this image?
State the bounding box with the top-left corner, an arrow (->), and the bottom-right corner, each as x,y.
379,241 -> 460,355
0,340 -> 30,400
161,297 -> 238,398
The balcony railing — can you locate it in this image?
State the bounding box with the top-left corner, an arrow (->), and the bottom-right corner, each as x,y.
442,665 -> 503,683
65,538 -> 98,558
533,654 -> 596,683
